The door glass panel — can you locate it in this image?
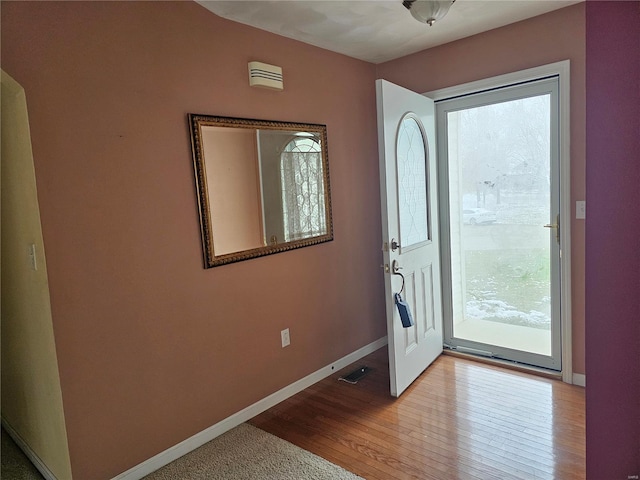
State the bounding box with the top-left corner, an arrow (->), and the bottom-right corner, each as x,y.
396,115 -> 430,248
447,94 -> 552,356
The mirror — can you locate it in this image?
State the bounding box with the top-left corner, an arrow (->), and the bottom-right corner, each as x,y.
189,114 -> 333,268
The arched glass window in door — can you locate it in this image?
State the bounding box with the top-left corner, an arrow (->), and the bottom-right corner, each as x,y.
281,136 -> 326,242
397,114 -> 430,247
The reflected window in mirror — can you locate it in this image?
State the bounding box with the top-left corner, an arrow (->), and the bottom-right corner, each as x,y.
188,114 -> 333,268
281,136 -> 326,242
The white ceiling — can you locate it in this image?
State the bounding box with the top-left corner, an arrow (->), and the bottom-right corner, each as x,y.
197,0 -> 581,64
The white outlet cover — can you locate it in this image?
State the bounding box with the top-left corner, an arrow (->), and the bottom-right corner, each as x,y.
281,329 -> 290,347
28,243 -> 38,270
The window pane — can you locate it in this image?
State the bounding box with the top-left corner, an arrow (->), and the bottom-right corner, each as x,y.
448,94 -> 552,355
396,116 -> 429,248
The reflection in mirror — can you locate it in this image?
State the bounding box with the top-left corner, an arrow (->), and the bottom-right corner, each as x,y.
189,114 -> 333,268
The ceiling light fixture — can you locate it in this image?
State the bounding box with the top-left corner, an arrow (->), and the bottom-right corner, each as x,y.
402,0 -> 456,26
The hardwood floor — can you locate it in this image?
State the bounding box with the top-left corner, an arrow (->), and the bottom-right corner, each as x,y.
250,347 -> 585,480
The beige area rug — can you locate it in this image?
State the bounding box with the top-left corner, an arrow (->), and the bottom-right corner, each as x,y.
144,423 -> 364,480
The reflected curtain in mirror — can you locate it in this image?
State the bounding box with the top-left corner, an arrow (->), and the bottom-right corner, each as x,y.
188,114 -> 333,268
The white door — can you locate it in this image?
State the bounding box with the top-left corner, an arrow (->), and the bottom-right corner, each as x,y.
436,77 -> 562,371
376,79 -> 443,397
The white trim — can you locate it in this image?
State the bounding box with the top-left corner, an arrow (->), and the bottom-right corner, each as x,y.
557,61 -> 573,385
572,373 -> 586,387
426,60 -> 573,384
112,336 -> 388,480
425,61 -> 568,102
1,418 -> 59,480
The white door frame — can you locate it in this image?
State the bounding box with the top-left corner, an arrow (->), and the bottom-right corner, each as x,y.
425,61 -> 573,384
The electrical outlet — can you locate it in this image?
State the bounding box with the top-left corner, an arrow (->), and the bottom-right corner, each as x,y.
576,201 -> 586,219
281,328 -> 290,348
28,243 -> 38,271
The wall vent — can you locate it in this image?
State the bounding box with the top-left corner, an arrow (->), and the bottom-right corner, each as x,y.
248,61 -> 283,91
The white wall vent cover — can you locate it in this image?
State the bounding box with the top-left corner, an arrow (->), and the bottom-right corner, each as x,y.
248,61 -> 283,91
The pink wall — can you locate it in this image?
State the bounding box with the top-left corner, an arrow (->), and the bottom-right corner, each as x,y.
376,4 -> 587,374
585,2 -> 640,477
7,1 -> 635,479
1,2 -> 383,478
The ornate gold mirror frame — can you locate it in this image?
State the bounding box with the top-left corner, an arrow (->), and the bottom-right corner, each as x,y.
189,114 -> 333,268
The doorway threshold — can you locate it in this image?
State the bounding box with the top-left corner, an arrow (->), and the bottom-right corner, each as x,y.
442,348 -> 562,381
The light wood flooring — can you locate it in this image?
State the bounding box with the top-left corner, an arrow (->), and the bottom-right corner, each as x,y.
250,347 -> 585,480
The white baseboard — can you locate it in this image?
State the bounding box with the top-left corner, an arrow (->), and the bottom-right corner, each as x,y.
112,336 -> 388,480
1,418 -> 58,480
572,373 -> 586,387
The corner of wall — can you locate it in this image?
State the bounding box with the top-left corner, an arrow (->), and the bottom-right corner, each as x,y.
1,69 -> 73,480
